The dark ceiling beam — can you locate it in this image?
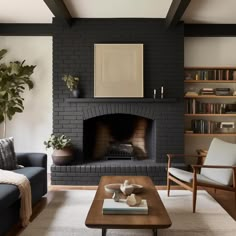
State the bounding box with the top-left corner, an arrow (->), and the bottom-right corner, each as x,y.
0,24 -> 53,36
185,24 -> 236,37
166,0 -> 191,28
43,0 -> 72,26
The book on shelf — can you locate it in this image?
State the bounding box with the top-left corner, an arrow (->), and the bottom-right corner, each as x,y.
200,88 -> 215,95
185,100 -> 227,114
102,199 -> 148,215
185,68 -> 236,81
191,119 -> 220,134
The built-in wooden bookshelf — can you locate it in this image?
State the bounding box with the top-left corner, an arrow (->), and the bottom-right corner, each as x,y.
185,114 -> 236,117
184,67 -> 236,136
184,133 -> 236,137
184,80 -> 236,83
184,133 -> 236,138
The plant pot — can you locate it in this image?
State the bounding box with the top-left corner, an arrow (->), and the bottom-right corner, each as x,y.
72,89 -> 80,98
52,148 -> 73,165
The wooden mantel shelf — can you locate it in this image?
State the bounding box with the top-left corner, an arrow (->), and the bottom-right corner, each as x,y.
66,98 -> 178,103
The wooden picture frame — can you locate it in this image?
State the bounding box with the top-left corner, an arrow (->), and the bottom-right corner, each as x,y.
94,44 -> 143,97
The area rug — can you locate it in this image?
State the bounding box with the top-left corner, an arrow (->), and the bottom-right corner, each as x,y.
21,190 -> 236,236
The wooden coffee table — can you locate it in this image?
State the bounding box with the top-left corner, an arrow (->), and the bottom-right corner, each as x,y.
85,176 -> 171,236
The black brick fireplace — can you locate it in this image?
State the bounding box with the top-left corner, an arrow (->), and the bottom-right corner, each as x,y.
51,18 -> 185,185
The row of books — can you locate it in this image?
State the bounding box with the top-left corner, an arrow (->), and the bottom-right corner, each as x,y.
185,100 -> 227,114
191,119 -> 220,134
185,69 -> 236,81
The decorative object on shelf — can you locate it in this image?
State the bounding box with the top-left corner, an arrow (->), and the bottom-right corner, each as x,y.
215,88 -> 231,96
62,74 -> 80,98
44,134 -> 73,165
185,91 -> 198,97
0,49 -> 36,137
126,193 -> 142,206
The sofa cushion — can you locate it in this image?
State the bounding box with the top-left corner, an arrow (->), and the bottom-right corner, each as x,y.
0,167 -> 45,209
0,184 -> 19,209
13,167 -> 46,204
0,137 -> 17,170
13,167 -> 45,183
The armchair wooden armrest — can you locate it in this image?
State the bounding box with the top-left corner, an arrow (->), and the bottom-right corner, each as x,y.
192,164 -> 236,170
167,154 -> 202,168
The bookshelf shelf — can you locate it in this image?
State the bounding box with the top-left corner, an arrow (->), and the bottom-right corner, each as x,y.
184,133 -> 236,137
184,80 -> 236,83
184,95 -> 235,99
184,114 -> 236,117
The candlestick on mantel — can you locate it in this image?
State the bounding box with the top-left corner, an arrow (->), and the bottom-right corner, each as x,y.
161,86 -> 164,99
153,89 -> 156,99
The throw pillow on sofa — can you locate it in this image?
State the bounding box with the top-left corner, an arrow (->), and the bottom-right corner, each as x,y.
0,137 -> 17,170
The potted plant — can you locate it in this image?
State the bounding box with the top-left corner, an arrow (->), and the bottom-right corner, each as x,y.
44,134 -> 74,165
62,74 -> 80,98
0,49 -> 36,137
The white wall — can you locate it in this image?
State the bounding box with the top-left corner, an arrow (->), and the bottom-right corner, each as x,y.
184,37 -> 236,163
185,37 -> 236,67
0,36 -> 53,170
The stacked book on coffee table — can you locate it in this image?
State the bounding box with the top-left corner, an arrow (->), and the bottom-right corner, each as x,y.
102,199 -> 148,215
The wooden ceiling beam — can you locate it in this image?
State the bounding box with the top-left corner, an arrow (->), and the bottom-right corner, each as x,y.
43,0 -> 72,26
166,0 -> 191,28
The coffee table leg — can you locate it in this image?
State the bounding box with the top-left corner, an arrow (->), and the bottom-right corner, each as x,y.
153,228 -> 158,236
102,228 -> 107,236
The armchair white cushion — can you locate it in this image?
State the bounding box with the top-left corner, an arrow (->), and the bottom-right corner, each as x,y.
201,138 -> 236,185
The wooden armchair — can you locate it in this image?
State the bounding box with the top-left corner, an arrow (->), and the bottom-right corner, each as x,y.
167,138 -> 236,213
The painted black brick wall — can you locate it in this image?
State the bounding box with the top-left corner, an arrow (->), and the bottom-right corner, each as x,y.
52,18 -> 184,166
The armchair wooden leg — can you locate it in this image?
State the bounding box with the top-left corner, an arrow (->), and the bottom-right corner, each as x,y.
192,171 -> 197,213
193,187 -> 197,213
167,176 -> 170,197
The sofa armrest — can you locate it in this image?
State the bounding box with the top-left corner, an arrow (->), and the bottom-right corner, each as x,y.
16,153 -> 47,170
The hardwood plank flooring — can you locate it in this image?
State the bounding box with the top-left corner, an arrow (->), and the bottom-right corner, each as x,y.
6,184 -> 236,236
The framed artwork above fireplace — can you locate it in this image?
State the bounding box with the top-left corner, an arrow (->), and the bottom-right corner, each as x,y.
94,44 -> 143,97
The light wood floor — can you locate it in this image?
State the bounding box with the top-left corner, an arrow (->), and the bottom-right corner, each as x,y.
7,184 -> 236,236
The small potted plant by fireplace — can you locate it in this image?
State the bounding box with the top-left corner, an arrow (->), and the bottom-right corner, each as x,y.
44,134 -> 74,165
62,74 -> 80,98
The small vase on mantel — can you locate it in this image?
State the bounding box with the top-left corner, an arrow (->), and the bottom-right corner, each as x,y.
72,88 -> 80,98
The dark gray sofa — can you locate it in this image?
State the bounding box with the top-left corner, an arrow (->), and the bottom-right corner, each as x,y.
0,153 -> 47,236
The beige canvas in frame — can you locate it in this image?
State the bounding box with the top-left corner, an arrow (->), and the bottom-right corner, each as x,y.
94,44 -> 143,97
